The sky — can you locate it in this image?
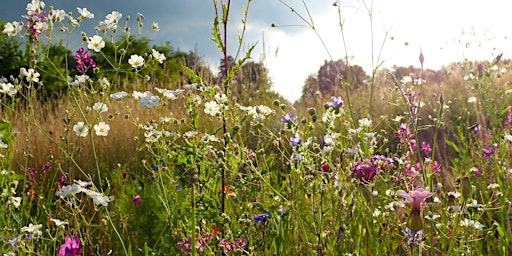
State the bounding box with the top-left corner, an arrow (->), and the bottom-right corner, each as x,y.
1,0 -> 511,102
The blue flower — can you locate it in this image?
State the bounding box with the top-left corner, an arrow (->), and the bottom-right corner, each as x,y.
330,96 -> 344,108
253,213 -> 270,223
290,134 -> 301,147
281,113 -> 296,124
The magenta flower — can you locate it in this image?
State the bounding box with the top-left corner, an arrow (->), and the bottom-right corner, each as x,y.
132,195 -> 141,206
74,48 -> 96,75
57,236 -> 82,256
397,188 -> 434,232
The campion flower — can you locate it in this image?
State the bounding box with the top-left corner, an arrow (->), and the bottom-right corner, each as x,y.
77,7 -> 94,19
0,82 -> 17,97
128,54 -> 144,69
110,91 -> 128,100
132,195 -> 141,206
92,102 -> 108,113
155,87 -> 183,100
25,68 -> 40,83
21,223 -> 43,237
204,101 -> 222,116
151,22 -> 159,31
93,122 -> 110,136
2,21 -> 23,37
151,49 -> 166,64
73,122 -> 89,137
254,213 -> 270,223
57,236 -> 82,256
396,188 -> 434,232
87,35 -> 105,52
74,48 -> 96,75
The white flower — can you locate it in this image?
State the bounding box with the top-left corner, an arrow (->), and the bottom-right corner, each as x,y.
73,122 -> 89,137
155,87 -> 183,100
21,223 -> 43,236
151,49 -> 166,64
0,82 -> 17,97
77,7 -> 94,19
215,93 -> 228,104
10,196 -> 21,209
467,96 -> 477,104
56,184 -> 82,198
25,68 -> 40,83
133,91 -> 159,108
3,21 -> 23,37
84,190 -> 110,206
504,133 -> 512,143
74,179 -> 92,187
460,218 -> 484,231
204,101 -> 221,116
98,77 -> 110,89
49,9 -> 66,22
128,54 -> 144,69
93,122 -> 110,136
487,183 -> 500,190
359,117 -> 372,128
26,0 -> 45,15
447,191 -> 461,198
110,91 -> 128,100
87,35 -> 105,52
152,22 -> 159,31
50,218 -> 69,227
92,102 -> 108,113
105,11 -> 122,25
401,76 -> 412,84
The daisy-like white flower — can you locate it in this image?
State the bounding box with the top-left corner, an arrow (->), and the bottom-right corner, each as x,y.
215,93 -> 228,104
467,96 -> 477,104
110,91 -> 128,100
25,68 -> 40,83
155,87 -> 182,100
151,22 -> 159,31
50,218 -> 69,227
73,122 -> 89,137
93,122 -> 110,136
105,11 -> 122,25
3,21 -> 23,37
10,196 -> 21,209
21,223 -> 43,236
49,9 -> 66,22
26,0 -> 45,15
151,49 -> 166,64
92,102 -> 108,113
98,77 -> 110,89
128,54 -> 144,69
133,91 -> 159,108
77,7 -> 94,19
204,101 -> 221,116
87,35 -> 105,52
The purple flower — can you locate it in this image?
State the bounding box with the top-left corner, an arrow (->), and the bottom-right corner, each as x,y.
421,141 -> 432,156
57,175 -> 67,187
74,48 -> 96,75
282,113 -> 296,124
132,195 -> 141,206
57,236 -> 82,256
396,188 -> 434,232
40,161 -> 51,173
291,152 -> 304,162
177,231 -> 214,253
253,213 -> 270,223
402,227 -> 422,248
482,144 -> 495,158
290,134 -> 301,147
218,237 -> 248,253
28,168 -> 37,182
330,96 -> 344,108
352,155 -> 394,184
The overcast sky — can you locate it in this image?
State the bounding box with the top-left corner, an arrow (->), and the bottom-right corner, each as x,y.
2,1 -> 511,102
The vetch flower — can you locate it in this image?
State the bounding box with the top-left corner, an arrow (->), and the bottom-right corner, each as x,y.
87,35 -> 105,52
93,122 -> 110,136
73,122 -> 89,137
396,188 -> 434,232
253,213 -> 270,223
128,54 -> 144,69
57,236 -> 82,256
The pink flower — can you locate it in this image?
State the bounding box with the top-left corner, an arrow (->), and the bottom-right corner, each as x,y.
57,236 -> 82,256
396,188 -> 434,232
132,195 -> 141,206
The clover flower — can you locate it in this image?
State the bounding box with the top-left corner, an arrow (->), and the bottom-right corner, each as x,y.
57,236 -> 82,256
396,188 -> 434,232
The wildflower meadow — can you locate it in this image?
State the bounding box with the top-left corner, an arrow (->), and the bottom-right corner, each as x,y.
1,0 -> 511,255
